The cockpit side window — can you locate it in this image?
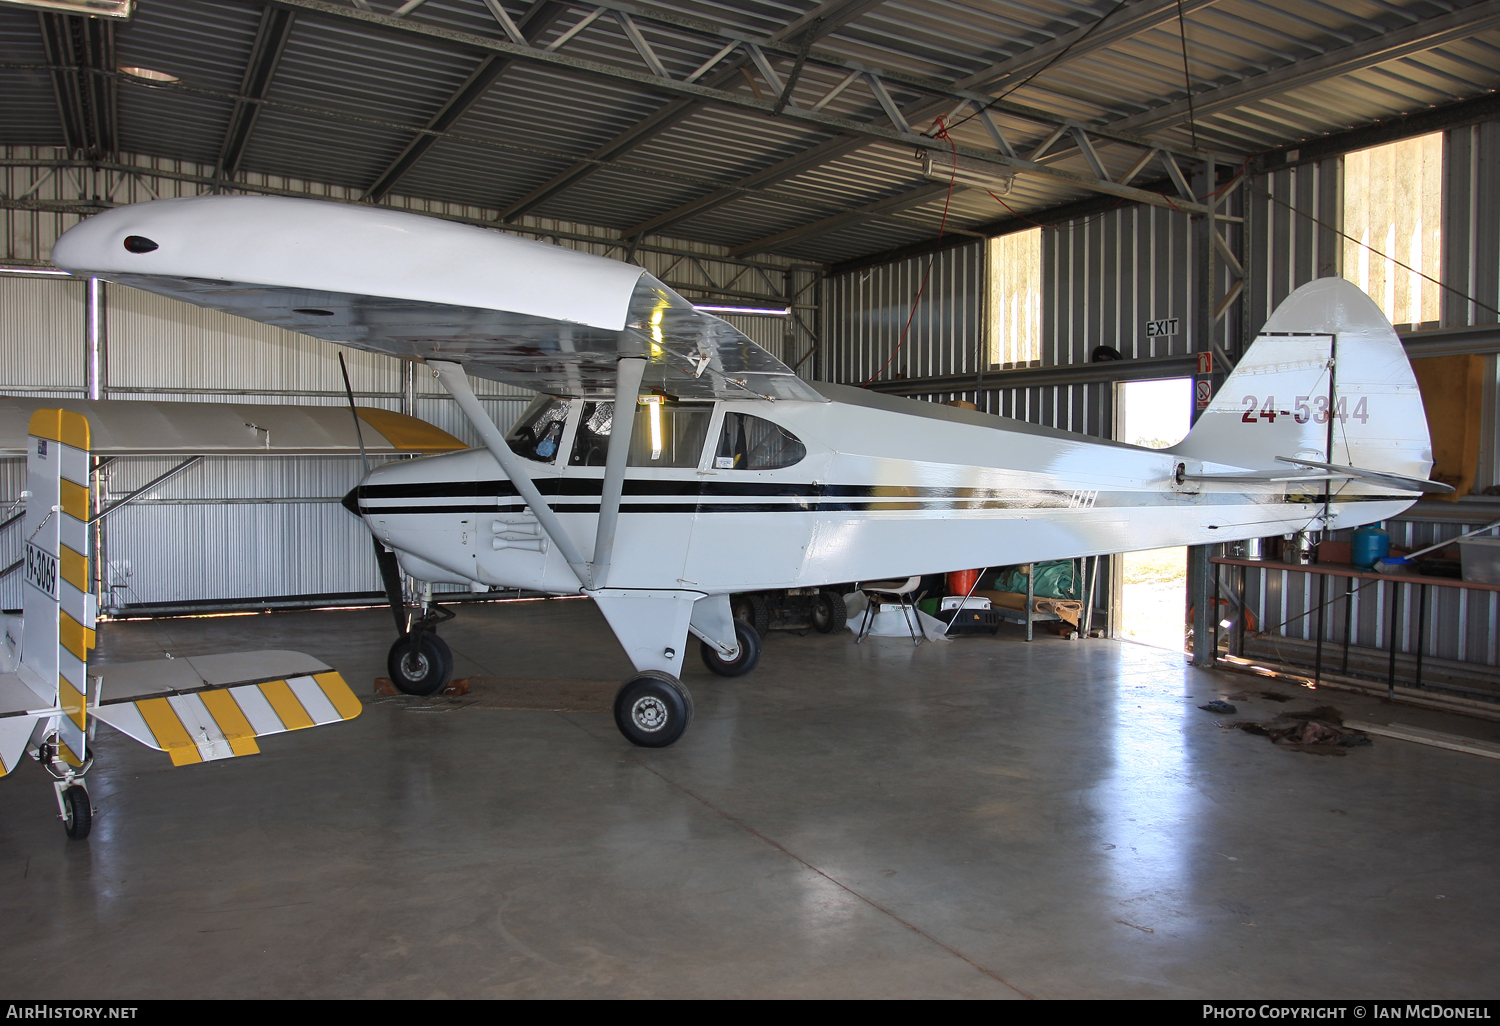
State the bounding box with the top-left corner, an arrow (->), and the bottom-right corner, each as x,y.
567,399 -> 714,469
715,412 -> 806,470
505,395 -> 571,464
569,401 -> 613,467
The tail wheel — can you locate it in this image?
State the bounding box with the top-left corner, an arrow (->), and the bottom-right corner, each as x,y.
61,785 -> 91,841
701,619 -> 762,677
731,593 -> 770,637
614,671 -> 693,748
811,591 -> 848,634
387,632 -> 453,696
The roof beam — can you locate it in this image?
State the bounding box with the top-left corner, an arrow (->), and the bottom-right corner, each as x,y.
217,6 -> 296,180
722,0 -> 1500,256
616,0 -> 1215,240
1112,0 -> 1500,134
263,0 -> 1213,244
37,12 -> 115,157
364,0 -> 569,203
497,0 -> 883,221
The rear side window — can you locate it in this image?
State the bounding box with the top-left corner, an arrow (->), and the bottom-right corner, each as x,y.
505,396 -> 570,463
715,412 -> 806,470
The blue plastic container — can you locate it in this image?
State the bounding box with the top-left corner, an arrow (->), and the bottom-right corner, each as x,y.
1351,524 -> 1390,569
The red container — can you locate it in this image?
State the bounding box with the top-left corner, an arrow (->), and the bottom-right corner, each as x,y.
946,569 -> 981,596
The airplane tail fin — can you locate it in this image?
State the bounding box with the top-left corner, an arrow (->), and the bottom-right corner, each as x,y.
16,410 -> 97,768
1171,278 -> 1434,486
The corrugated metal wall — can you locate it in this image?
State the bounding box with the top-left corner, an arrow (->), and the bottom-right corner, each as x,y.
0,147 -> 807,611
822,241 -> 986,386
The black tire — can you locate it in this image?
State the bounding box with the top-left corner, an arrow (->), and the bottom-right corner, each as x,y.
62,785 -> 91,841
700,619 -> 762,677
387,632 -> 453,696
614,671 -> 693,748
732,593 -> 770,637
812,590 -> 848,634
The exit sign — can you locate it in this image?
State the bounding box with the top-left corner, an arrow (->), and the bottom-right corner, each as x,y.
1146,317 -> 1178,337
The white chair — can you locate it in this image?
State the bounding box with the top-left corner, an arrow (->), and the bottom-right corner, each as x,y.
855,576 -> 923,646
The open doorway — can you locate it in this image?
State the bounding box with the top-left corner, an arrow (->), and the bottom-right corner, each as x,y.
1114,378 -> 1193,651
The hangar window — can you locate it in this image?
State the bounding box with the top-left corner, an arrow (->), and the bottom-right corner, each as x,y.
1343,132 -> 1443,328
506,396 -> 570,463
987,227 -> 1042,368
567,400 -> 713,469
715,413 -> 806,470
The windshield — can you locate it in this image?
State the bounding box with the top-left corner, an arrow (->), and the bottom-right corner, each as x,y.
505,396 -> 571,463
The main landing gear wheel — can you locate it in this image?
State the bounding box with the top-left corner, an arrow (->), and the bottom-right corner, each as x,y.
812,591 -> 847,634
387,632 -> 453,696
700,619 -> 762,677
614,671 -> 694,748
61,785 -> 91,841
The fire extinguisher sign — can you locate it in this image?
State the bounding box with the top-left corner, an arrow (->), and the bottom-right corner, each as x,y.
1195,379 -> 1213,409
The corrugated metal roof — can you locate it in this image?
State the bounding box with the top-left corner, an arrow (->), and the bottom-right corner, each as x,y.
1,0 -> 1496,265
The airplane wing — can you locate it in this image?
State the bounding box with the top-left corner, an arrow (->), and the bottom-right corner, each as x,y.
0,396 -> 466,457
50,196 -> 826,404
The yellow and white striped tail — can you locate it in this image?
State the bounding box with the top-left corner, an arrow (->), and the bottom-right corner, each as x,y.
14,409 -> 96,766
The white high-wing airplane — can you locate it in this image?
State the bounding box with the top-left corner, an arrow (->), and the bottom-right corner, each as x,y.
49,195 -> 1448,752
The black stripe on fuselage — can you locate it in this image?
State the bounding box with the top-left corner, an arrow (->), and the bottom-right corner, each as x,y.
357,480 -> 1108,501
358,492 -> 1413,516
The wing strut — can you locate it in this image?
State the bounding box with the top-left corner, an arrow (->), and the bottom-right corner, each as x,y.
429,360 -> 594,590
590,356 -> 645,590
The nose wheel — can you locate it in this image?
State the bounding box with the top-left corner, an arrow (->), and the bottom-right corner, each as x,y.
614,671 -> 693,748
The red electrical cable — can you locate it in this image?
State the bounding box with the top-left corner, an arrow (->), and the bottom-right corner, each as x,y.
862,117 -> 960,388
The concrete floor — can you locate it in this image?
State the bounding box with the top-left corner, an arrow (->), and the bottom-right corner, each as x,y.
3,598 -> 1499,999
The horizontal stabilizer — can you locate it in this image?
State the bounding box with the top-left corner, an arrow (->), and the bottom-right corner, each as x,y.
0,711 -> 40,777
1275,457 -> 1454,495
92,650 -> 360,766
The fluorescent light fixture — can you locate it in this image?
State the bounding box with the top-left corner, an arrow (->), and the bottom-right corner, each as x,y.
918,151 -> 1014,193
118,65 -> 179,82
639,395 -> 663,461
694,304 -> 791,316
0,0 -> 134,17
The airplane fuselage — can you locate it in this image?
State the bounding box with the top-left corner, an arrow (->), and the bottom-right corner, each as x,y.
358,382 -> 1415,595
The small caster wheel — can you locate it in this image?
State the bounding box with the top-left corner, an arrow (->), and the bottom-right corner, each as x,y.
61,785 -> 91,841
701,619 -> 761,677
387,632 -> 453,696
732,594 -> 770,638
811,590 -> 847,634
614,671 -> 693,748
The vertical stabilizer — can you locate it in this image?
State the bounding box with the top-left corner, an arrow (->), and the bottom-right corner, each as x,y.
21,409 -> 96,766
1171,278 -> 1433,482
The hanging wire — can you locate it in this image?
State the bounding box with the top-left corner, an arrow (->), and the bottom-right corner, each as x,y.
1175,0 -> 1200,150
1254,183 -> 1500,318
861,117 -> 960,387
